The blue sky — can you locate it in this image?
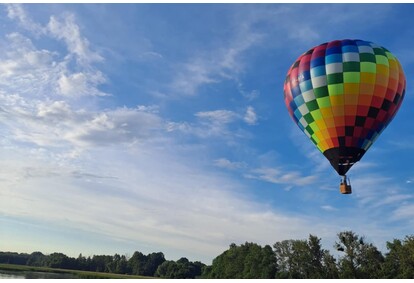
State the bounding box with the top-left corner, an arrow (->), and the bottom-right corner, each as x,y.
1,3 -> 414,264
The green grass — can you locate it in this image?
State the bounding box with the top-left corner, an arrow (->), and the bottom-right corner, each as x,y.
0,263 -> 154,279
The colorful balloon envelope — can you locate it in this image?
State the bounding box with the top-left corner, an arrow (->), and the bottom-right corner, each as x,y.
284,39 -> 406,177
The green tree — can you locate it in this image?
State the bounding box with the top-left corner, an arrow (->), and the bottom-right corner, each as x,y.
308,235 -> 339,278
47,252 -> 71,269
321,250 -> 339,279
383,235 -> 414,278
127,251 -> 165,276
128,251 -> 146,275
189,261 -> 205,278
143,252 -> 165,276
116,254 -> 129,274
0,252 -> 30,265
75,253 -> 87,270
274,239 -> 309,278
203,242 -> 276,279
335,231 -> 384,279
155,258 -> 205,278
273,234 -> 338,279
91,255 -> 113,272
26,252 -> 47,267
155,260 -> 177,278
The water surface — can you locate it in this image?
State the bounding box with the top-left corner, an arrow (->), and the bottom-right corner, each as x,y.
0,269 -> 78,279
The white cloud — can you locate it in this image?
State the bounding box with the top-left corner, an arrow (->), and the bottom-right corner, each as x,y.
244,106 -> 257,125
2,5 -> 106,99
376,194 -> 413,207
57,71 -> 107,97
214,158 -> 246,170
139,51 -> 163,60
66,107 -> 163,147
321,205 -> 337,212
165,121 -> 192,133
58,73 -> 87,96
195,109 -> 238,124
185,110 -> 241,139
37,100 -> 71,119
6,4 -> 102,65
237,81 -> 260,101
388,138 -> 414,150
5,4 -> 44,34
47,14 -> 103,65
0,32 -> 56,81
392,204 -> 414,221
171,59 -> 219,96
287,25 -> 320,43
0,32 -> 106,99
0,143 -> 339,262
169,12 -> 263,96
0,91 -> 163,148
352,175 -> 395,205
246,167 -> 317,187
288,126 -> 332,173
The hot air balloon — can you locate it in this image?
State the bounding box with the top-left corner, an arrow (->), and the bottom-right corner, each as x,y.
283,39 -> 406,194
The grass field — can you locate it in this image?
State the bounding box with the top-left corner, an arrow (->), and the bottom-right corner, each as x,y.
0,263 -> 154,279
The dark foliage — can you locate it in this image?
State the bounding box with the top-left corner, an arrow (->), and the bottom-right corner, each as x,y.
1,231 -> 414,279
155,257 -> 205,278
202,242 -> 277,278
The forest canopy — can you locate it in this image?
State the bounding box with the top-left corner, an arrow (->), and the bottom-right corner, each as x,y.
1,230 -> 414,279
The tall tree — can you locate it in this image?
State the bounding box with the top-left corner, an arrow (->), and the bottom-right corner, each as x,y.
27,252 -> 47,267
143,252 -> 166,276
383,235 -> 414,278
127,251 -> 165,276
128,251 -> 146,275
273,234 -> 337,279
47,253 -> 71,269
155,260 -> 178,278
91,255 -> 113,272
155,257 -> 205,279
75,254 -> 87,270
203,242 -> 276,279
335,231 -> 384,279
321,250 -> 339,279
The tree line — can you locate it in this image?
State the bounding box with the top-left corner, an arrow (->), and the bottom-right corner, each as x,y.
203,231 -> 414,279
0,250 -> 204,278
1,230 -> 414,278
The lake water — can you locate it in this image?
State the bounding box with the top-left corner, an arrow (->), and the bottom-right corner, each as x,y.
0,269 -> 78,279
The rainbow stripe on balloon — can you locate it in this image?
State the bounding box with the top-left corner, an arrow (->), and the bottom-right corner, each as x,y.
283,39 -> 406,175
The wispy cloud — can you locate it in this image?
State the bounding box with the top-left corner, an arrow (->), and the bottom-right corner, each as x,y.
388,137 -> 414,150
5,4 -> 44,34
3,4 -> 106,99
244,106 -> 258,125
0,139 -> 336,262
214,158 -> 247,170
321,205 -> 338,212
0,92 -> 163,148
47,14 -> 103,65
169,9 -> 264,96
166,108 -> 257,141
7,4 -> 103,65
170,59 -> 219,96
245,167 -> 317,187
195,109 -> 238,125
392,204 -> 414,222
